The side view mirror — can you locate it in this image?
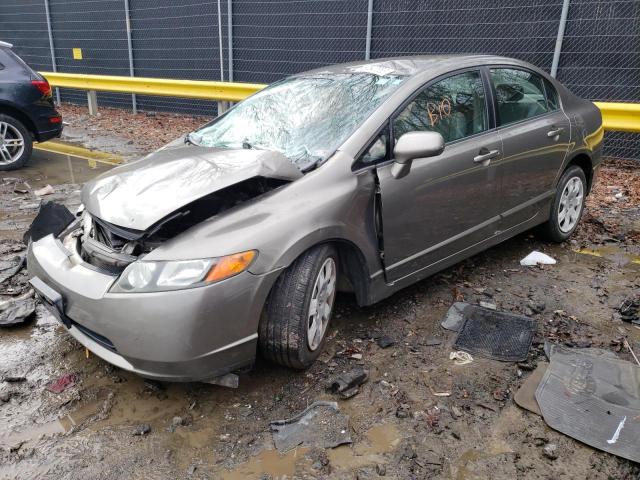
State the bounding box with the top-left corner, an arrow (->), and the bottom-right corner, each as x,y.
391,131 -> 445,179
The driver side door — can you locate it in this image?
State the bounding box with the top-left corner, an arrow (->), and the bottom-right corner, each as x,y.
375,69 -> 503,284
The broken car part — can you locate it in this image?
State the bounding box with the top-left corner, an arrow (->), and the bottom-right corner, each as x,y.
536,348 -> 640,463
269,401 -> 351,453
327,367 -> 368,399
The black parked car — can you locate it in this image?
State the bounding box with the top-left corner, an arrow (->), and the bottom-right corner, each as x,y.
0,41 -> 62,170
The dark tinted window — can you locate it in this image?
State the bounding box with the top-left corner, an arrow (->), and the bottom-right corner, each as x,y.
490,68 -> 549,125
544,79 -> 559,110
393,70 -> 488,143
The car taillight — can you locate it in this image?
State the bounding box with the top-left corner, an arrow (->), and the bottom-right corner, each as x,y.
49,116 -> 62,123
31,79 -> 52,97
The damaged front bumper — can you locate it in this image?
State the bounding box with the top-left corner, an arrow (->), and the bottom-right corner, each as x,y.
27,234 -> 280,382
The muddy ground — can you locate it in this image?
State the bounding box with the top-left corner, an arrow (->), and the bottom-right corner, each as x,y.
1,116 -> 640,479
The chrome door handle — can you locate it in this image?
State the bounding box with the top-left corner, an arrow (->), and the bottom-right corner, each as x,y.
547,127 -> 565,137
473,149 -> 500,163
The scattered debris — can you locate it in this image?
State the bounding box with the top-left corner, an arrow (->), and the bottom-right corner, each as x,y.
376,335 -> 396,348
3,375 -> 26,383
0,255 -> 25,284
622,338 -> 640,367
478,301 -> 497,310
23,202 -> 75,244
45,373 -> 79,394
133,423 -> 151,436
269,401 -> 351,453
328,367 -> 368,399
618,297 -> 639,324
0,296 -> 36,326
449,351 -> 473,366
453,305 -> 534,362
542,443 -> 559,460
207,372 -> 239,388
536,348 -> 640,463
441,302 -> 468,331
34,184 -> 55,197
520,251 -> 556,266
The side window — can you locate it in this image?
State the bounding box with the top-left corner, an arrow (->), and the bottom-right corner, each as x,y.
360,129 -> 388,165
490,68 -> 549,125
393,70 -> 488,143
544,79 -> 559,110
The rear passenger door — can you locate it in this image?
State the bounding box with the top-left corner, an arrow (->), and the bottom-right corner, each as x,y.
490,68 -> 571,228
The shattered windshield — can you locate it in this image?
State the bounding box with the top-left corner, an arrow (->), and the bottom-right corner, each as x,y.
190,73 -> 406,170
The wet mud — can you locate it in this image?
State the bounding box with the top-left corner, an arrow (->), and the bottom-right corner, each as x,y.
1,150 -> 639,479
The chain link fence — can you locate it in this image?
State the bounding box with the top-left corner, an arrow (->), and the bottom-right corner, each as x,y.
0,0 -> 638,158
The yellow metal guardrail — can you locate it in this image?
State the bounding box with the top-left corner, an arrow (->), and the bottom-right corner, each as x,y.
594,102 -> 640,133
41,72 -> 639,132
41,72 -> 266,102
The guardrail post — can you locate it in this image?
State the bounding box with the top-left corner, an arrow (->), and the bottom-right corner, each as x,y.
43,0 -> 60,105
123,0 -> 137,114
551,0 -> 570,78
87,90 -> 98,116
365,0 -> 373,60
227,0 -> 233,82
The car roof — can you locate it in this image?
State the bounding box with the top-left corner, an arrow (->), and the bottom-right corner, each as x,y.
300,54 -> 529,78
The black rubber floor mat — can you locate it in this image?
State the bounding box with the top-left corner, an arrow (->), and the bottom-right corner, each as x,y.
536,349 -> 640,463
453,305 -> 534,362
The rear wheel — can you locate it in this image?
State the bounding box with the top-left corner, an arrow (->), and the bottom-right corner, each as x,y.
539,165 -> 587,242
259,244 -> 338,369
0,114 -> 32,171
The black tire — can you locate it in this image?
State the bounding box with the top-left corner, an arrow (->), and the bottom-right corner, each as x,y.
259,244 -> 338,369
0,114 -> 33,171
538,165 -> 587,242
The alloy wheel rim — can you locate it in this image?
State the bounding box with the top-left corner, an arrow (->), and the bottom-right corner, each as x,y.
0,122 -> 25,165
558,176 -> 584,233
307,257 -> 336,351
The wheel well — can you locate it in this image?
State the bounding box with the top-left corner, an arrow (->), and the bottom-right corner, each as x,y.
0,104 -> 37,139
565,153 -> 593,193
333,240 -> 370,307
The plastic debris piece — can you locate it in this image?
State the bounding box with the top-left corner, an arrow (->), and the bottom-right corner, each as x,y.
46,373 -> 79,394
441,302 -> 469,331
449,351 -> 474,365
0,297 -> 35,326
376,335 -> 395,348
328,367 -> 368,399
34,184 -> 55,196
269,401 -> 351,453
23,202 -> 75,244
520,251 -> 556,266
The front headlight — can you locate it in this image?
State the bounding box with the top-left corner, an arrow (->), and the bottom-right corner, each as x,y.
110,250 -> 257,293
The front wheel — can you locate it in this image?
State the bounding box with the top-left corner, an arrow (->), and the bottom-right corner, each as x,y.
259,244 -> 338,369
539,165 -> 587,242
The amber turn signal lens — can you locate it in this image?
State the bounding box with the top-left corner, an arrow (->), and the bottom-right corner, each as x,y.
205,250 -> 257,283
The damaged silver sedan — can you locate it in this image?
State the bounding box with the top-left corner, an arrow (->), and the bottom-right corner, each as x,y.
28,55 -> 603,382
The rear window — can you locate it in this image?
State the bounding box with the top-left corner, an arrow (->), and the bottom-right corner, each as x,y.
544,79 -> 560,110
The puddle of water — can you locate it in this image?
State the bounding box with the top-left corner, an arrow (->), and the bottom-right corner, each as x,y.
0,397 -> 103,449
219,422 -> 401,479
17,149 -> 112,187
574,247 -> 640,266
221,447 -> 309,480
327,423 -> 401,469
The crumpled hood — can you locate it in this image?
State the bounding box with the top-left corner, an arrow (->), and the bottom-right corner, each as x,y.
82,144 -> 302,231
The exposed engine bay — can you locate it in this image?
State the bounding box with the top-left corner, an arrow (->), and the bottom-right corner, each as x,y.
72,176 -> 289,274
